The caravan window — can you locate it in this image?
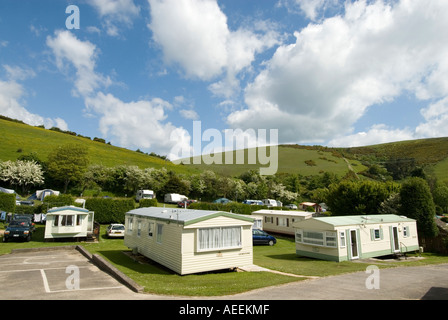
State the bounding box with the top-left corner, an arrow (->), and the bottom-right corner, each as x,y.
127,217 -> 133,233
197,227 -> 242,252
137,220 -> 142,237
53,215 -> 59,227
60,215 -> 74,227
156,224 -> 163,243
297,229 -> 337,248
148,222 -> 154,238
403,226 -> 410,237
339,231 -> 346,248
371,228 -> 383,241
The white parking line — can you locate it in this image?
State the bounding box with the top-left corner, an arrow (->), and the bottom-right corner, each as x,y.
40,269 -> 51,293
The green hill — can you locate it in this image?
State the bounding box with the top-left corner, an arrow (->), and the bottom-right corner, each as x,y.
178,144 -> 367,177
2,117 -> 448,182
0,118 -> 200,175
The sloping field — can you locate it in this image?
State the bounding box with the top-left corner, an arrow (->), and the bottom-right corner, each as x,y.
0,119 -> 200,175
181,145 -> 366,177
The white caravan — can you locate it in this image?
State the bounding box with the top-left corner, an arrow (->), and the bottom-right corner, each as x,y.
136,190 -> 156,202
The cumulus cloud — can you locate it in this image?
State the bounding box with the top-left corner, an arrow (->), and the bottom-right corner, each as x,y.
88,0 -> 140,36
84,92 -> 190,159
46,30 -> 112,97
147,0 -> 280,97
0,65 -> 68,130
327,124 -> 414,148
47,30 -> 190,159
227,0 -> 448,146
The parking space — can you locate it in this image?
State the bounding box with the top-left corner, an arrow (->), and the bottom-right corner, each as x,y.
0,247 -> 143,300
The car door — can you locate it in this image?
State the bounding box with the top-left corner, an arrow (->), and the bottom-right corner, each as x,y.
253,229 -> 264,244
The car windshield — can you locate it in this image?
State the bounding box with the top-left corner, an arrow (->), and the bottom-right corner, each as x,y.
112,225 -> 125,230
9,221 -> 29,227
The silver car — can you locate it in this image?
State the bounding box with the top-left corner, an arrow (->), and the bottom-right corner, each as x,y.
106,223 -> 125,238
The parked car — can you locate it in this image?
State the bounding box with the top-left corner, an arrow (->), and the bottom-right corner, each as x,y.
3,220 -> 32,242
177,199 -> 197,208
106,223 -> 125,238
13,214 -> 35,232
252,229 -> 276,246
285,204 -> 298,210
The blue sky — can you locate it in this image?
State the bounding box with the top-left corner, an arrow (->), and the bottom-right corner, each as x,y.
1,0 -> 448,160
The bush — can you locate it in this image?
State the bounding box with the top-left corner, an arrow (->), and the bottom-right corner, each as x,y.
139,198 -> 158,208
189,202 -> 268,215
0,193 -> 15,212
85,198 -> 136,224
43,194 -> 74,209
14,205 -> 37,214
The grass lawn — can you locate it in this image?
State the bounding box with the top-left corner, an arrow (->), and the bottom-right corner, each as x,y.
1,224 -> 448,297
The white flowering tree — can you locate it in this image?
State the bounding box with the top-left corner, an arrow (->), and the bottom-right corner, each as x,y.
0,160 -> 44,194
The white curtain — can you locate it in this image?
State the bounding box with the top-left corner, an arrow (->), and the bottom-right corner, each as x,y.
198,227 -> 241,251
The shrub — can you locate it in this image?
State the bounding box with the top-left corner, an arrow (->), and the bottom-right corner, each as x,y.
139,198 -> 158,208
44,194 -> 74,208
189,202 -> 268,215
0,193 -> 15,212
85,198 -> 135,224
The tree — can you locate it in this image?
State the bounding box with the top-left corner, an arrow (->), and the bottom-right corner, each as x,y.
399,177 -> 438,238
47,144 -> 89,193
0,160 -> 44,193
325,180 -> 399,216
432,182 -> 448,213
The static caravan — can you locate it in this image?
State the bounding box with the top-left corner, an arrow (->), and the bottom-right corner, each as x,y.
164,193 -> 188,204
44,206 -> 94,240
293,215 -> 420,262
136,189 -> 155,202
124,207 -> 254,275
252,209 -> 314,236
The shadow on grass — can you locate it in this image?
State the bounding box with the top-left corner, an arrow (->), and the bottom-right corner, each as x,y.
97,249 -> 174,275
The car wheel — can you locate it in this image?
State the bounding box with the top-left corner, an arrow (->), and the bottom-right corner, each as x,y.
2,237 -> 7,243
268,240 -> 274,246
26,235 -> 31,242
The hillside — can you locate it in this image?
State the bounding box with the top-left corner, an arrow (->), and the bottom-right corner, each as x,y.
2,117 -> 448,182
338,137 -> 448,181
0,118 -> 200,175
179,145 -> 367,177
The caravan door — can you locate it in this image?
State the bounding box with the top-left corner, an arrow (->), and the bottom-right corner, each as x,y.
391,226 -> 400,253
349,229 -> 359,259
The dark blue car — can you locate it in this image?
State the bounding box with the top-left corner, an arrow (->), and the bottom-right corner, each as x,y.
252,229 -> 276,246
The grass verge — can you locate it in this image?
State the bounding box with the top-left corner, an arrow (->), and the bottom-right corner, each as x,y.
1,224 -> 447,296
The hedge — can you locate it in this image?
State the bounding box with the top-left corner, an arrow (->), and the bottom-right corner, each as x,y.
139,198 -> 158,208
188,202 -> 269,215
0,193 -> 15,212
85,198 -> 136,224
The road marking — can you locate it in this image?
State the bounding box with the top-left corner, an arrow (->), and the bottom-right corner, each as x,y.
40,269 -> 51,293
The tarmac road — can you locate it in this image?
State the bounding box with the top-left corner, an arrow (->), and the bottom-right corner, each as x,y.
220,263 -> 448,300
1,246 -> 447,301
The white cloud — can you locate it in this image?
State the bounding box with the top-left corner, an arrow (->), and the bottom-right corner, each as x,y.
147,0 -> 280,96
327,124 -> 414,148
85,92 -> 189,159
180,109 -> 199,120
3,65 -> 36,81
0,81 -> 68,131
228,0 -> 448,146
89,0 -> 140,36
416,97 -> 448,138
0,66 -> 68,130
46,30 -> 112,97
278,0 -> 340,21
47,30 -> 190,158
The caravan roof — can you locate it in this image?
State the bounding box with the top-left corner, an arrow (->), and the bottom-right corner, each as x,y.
127,207 -> 253,226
